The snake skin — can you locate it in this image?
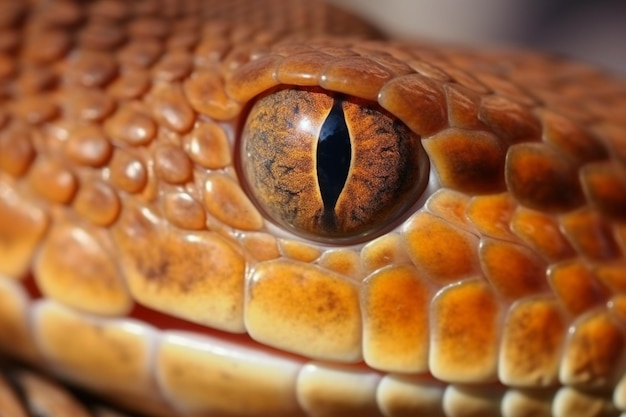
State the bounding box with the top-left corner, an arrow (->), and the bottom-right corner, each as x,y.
0,0 -> 625,416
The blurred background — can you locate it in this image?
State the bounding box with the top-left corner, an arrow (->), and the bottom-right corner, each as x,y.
330,0 -> 626,76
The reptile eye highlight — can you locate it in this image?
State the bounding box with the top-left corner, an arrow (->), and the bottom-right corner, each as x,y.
240,87 -> 429,243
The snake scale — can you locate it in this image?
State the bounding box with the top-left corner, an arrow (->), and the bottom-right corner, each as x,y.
0,0 -> 625,416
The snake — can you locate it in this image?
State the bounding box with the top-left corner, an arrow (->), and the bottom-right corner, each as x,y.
0,0 -> 625,416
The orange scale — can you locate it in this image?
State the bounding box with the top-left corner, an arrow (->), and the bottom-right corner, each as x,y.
23,30 -> 71,65
11,95 -> 60,126
184,122 -> 231,170
64,124 -> 113,168
118,38 -> 164,69
162,192 -> 207,231
153,144 -> 193,185
278,240 -> 321,263
580,161 -> 626,220
320,56 -> 392,100
467,193 -> 518,241
225,54 -> 283,103
548,260 -> 610,317
275,51 -> 333,86
429,279 -> 501,383
510,207 -> 576,262
73,180 -> 121,227
66,51 -> 119,88
594,263 -> 626,293
479,238 -> 548,301
506,142 -> 584,213
539,110 -> 607,163
27,158 -> 77,205
105,104 -> 157,146
108,150 -> 148,194
478,94 -> 541,144
245,260 -> 362,362
0,180 -> 49,279
560,208 -> 620,261
34,221 -> 132,316
63,88 -> 116,122
203,173 -> 263,231
183,70 -> 241,121
149,84 -> 196,134
361,265 -> 431,373
404,211 -> 480,285
560,311 -> 626,389
424,189 -> 473,232
318,250 -> 362,279
499,297 -> 565,387
107,69 -> 152,100
378,73 -> 447,137
112,204 -> 246,333
424,128 -> 506,194
474,71 -> 537,107
444,83 -> 489,131
152,52 -> 194,82
0,127 -> 35,177
608,295 -> 626,323
360,233 -> 411,273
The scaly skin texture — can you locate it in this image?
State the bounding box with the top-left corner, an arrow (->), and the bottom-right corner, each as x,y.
0,0 -> 626,416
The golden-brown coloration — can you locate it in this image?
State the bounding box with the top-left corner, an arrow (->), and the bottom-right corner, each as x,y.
242,87 -> 428,240
0,0 -> 625,416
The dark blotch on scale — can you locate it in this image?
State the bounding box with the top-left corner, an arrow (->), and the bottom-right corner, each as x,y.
317,98 -> 351,230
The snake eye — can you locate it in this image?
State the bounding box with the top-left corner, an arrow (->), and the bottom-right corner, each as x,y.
239,87 -> 429,243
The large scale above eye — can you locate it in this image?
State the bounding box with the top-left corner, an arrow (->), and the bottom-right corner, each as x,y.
239,87 -> 430,243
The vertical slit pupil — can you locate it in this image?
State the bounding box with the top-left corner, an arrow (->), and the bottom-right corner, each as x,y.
317,98 -> 351,217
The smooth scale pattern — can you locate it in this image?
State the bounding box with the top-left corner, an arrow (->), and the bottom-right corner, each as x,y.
0,0 -> 625,417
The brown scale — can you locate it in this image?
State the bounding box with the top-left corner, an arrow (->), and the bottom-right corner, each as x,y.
152,51 -> 194,82
0,126 -> 36,177
444,83 -> 489,130
560,208 -> 621,261
474,71 -> 537,107
73,180 -> 121,227
67,51 -> 119,88
62,89 -> 116,122
107,69 -> 152,100
423,128 -> 506,193
183,121 -> 231,169
183,70 -> 241,120
11,95 -> 60,126
153,144 -> 193,185
104,103 -> 157,146
108,149 -> 148,194
16,67 -> 58,96
506,142 -> 585,212
27,158 -> 78,205
162,192 -> 207,231
148,84 -> 196,133
378,73 -> 449,136
480,94 -> 542,144
320,56 -> 394,100
64,124 -> 114,167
